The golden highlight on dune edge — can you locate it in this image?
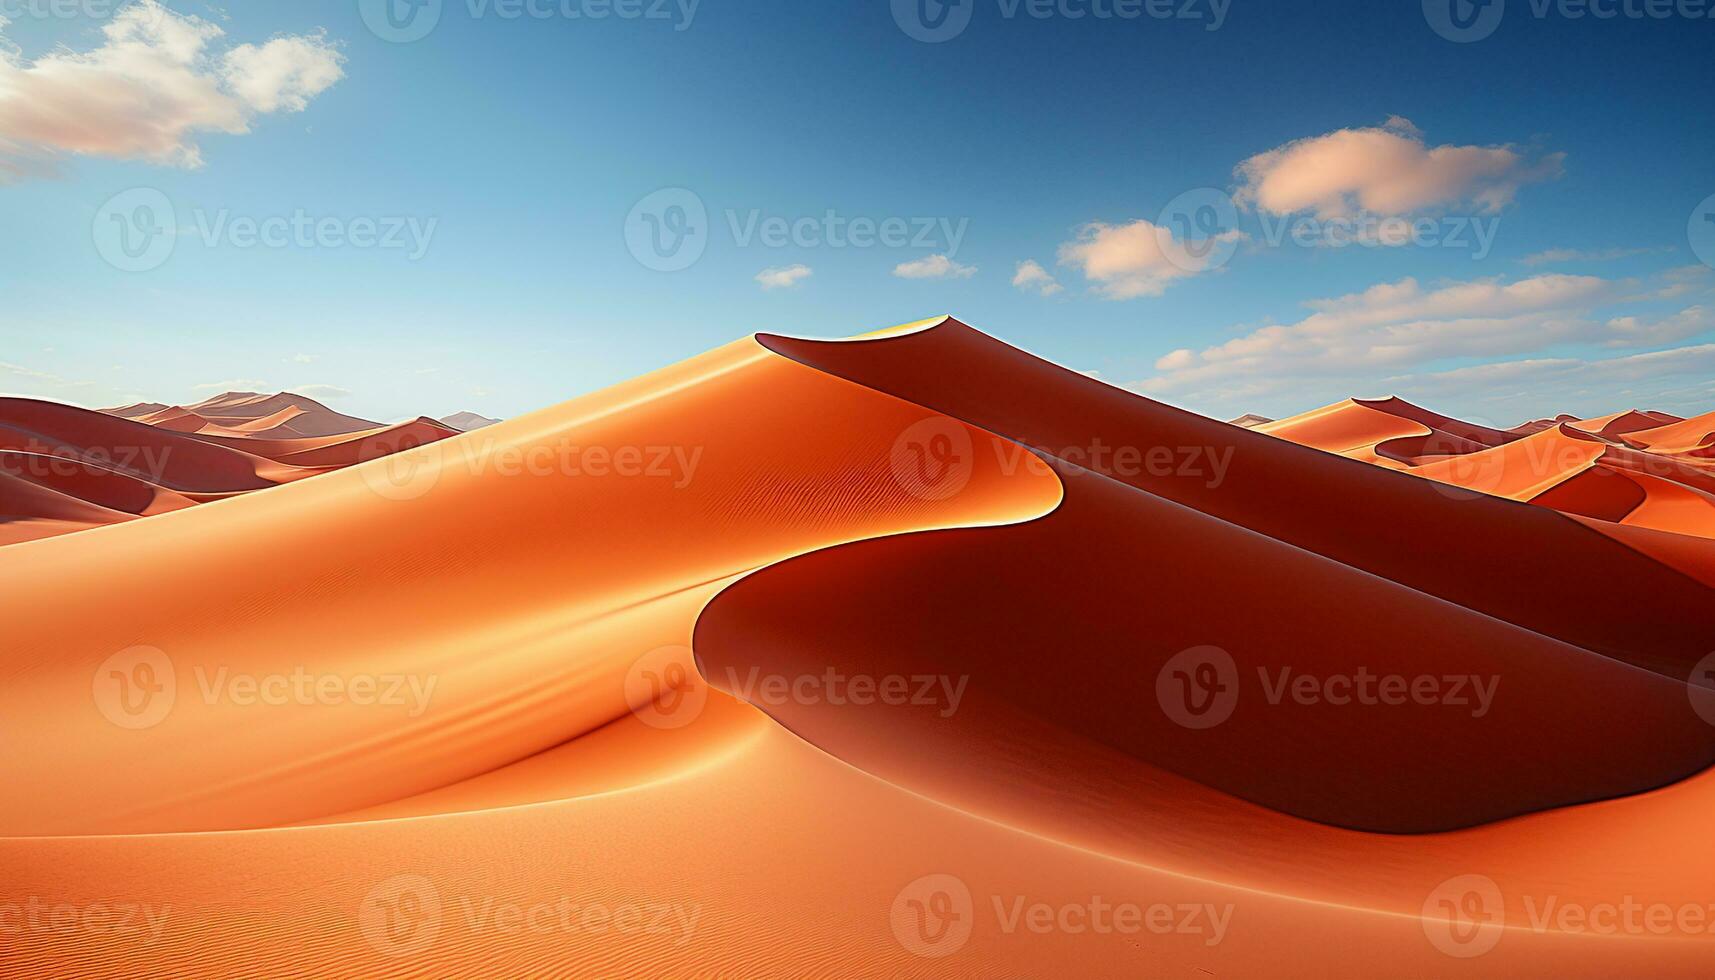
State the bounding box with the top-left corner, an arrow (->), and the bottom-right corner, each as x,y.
5,317 -> 1715,978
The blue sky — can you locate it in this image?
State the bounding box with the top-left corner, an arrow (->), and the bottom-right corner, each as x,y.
3,0 -> 1713,425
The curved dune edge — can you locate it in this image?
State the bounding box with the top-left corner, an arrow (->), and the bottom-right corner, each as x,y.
0,330 -> 1061,838
7,320 -> 1715,976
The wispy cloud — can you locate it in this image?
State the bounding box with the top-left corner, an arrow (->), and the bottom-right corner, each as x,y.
1521,246 -> 1670,266
754,264 -> 812,290
893,254 -> 976,280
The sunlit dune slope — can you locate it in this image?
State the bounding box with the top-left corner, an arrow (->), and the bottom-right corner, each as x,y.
0,336 -> 1058,836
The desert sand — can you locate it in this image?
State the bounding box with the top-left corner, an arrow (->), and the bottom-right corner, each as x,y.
4,317 -> 1715,977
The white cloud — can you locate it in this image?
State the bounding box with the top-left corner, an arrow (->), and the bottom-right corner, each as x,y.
0,1 -> 344,179
293,383 -> 350,399
1603,306 -> 1714,348
193,378 -> 267,391
1521,245 -> 1668,266
754,264 -> 812,290
1011,259 -> 1062,296
1057,219 -> 1243,300
1137,273 -> 1715,409
1234,116 -> 1562,221
892,254 -> 976,280
290,353 -> 318,364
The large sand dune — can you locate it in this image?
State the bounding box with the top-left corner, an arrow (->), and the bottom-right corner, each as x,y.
5,318 -> 1714,977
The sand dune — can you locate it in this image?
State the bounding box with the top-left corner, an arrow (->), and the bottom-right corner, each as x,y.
0,394 -> 457,546
6,318 -> 1715,977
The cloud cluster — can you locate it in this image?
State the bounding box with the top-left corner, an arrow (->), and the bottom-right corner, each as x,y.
1139,272 -> 1715,407
0,1 -> 344,179
1233,116 -> 1562,220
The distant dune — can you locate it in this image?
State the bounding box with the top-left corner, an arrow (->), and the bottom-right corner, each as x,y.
6,319 -> 1715,977
439,410 -> 501,431
0,392 -> 457,545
